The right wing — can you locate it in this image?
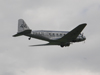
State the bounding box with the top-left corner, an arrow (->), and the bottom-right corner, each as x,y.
57,23 -> 87,42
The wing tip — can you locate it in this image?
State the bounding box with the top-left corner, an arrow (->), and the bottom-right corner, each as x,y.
79,23 -> 87,27
81,23 -> 87,25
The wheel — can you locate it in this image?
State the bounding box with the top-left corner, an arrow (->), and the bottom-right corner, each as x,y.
28,37 -> 31,40
60,45 -> 64,47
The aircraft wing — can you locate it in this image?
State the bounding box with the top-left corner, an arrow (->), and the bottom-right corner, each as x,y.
30,43 -> 50,47
30,42 -> 58,47
57,23 -> 87,42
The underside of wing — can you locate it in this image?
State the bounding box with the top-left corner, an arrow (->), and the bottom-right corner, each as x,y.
57,23 -> 87,42
30,43 -> 50,47
29,42 -> 59,47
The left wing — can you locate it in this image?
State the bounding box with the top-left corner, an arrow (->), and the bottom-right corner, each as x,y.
30,43 -> 51,47
30,42 -> 58,47
57,23 -> 87,42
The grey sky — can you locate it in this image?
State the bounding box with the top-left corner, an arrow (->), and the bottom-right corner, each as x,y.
0,0 -> 100,75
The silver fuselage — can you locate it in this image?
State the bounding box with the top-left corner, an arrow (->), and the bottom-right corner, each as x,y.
13,19 -> 87,47
26,30 -> 86,42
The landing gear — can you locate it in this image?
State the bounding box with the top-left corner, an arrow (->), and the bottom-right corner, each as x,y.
28,37 -> 31,40
60,45 -> 64,48
60,42 -> 70,48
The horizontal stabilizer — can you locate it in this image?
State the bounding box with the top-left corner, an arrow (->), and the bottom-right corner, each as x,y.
13,30 -> 31,37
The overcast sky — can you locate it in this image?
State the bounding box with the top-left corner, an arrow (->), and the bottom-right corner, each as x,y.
0,0 -> 100,75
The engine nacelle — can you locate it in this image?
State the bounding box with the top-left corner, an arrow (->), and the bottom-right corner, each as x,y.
64,42 -> 70,46
60,42 -> 70,47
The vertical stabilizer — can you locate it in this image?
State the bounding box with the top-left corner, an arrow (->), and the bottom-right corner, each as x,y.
18,19 -> 30,33
13,19 -> 32,37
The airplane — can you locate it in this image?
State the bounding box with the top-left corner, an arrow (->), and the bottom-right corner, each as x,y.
13,19 -> 87,47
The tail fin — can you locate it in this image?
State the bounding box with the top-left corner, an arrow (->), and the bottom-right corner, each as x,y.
13,19 -> 32,37
18,19 -> 30,33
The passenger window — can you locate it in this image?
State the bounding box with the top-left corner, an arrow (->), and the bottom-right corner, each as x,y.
39,32 -> 41,35
53,33 -> 55,36
49,33 -> 51,36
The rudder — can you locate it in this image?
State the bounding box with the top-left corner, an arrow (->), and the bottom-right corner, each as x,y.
13,19 -> 32,37
18,19 -> 30,33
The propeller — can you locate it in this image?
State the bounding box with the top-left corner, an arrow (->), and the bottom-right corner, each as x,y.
84,40 -> 85,43
81,33 -> 84,37
28,37 -> 31,40
81,33 -> 85,43
70,42 -> 73,44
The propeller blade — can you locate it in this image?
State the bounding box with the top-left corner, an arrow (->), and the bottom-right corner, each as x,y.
82,33 -> 83,37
